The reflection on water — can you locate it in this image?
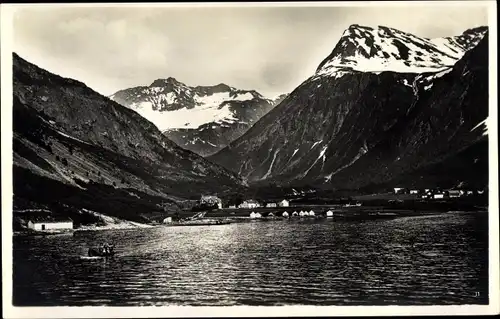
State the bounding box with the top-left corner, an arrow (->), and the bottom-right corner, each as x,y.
13,212 -> 488,306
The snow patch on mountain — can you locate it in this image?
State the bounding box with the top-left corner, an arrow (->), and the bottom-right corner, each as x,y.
310,140 -> 323,149
131,100 -> 239,130
316,24 -> 487,77
262,150 -> 279,180
301,146 -> 328,178
193,91 -> 252,107
111,79 -> 272,133
324,144 -> 369,182
471,117 -> 489,136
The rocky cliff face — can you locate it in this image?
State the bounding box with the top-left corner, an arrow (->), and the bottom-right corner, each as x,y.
13,54 -> 244,224
209,25 -> 488,191
110,79 -> 282,156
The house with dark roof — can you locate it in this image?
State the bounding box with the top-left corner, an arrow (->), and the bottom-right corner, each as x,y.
27,216 -> 73,231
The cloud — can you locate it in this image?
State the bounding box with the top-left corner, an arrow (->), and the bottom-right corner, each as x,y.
12,5 -> 489,97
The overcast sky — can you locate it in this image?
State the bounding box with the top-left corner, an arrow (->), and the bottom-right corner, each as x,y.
13,4 -> 489,98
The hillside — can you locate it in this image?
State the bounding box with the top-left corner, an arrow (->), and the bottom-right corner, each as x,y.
209,25 -> 489,191
12,53 -> 244,227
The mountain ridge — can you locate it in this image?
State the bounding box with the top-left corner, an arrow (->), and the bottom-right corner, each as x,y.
12,53 -> 245,226
209,26 -> 489,192
110,77 -> 284,156
316,24 -> 487,77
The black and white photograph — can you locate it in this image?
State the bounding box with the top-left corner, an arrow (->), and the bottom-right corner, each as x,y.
1,1 -> 498,317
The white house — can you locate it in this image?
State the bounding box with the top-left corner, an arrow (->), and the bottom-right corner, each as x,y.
309,210 -> 315,216
282,211 -> 289,218
266,203 -> 277,208
410,190 -> 419,194
434,194 -> 445,199
326,210 -> 334,217
27,217 -> 73,231
278,199 -> 290,207
394,187 -> 405,194
250,212 -> 262,219
163,217 -> 173,224
239,200 -> 260,209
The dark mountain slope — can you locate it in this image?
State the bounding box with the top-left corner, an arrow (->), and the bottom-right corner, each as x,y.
209,28 -> 488,191
12,53 -> 244,226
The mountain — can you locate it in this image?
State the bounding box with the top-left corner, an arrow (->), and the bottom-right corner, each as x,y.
110,79 -> 283,156
317,24 -> 487,75
12,53 -> 244,227
209,25 -> 489,191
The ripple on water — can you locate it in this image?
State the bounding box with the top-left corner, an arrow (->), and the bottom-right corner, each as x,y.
13,213 -> 489,306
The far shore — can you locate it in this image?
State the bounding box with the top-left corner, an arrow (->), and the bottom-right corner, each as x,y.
13,207 -> 487,236
74,221 -> 154,232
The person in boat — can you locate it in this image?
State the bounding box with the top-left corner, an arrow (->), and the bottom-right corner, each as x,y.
88,242 -> 113,257
103,242 -> 110,254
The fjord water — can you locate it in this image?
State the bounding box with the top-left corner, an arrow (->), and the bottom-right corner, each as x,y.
13,212 -> 488,306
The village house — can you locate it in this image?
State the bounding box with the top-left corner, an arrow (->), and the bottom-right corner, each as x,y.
393,187 -> 406,194
163,217 -> 173,224
278,199 -> 290,207
421,189 -> 435,198
27,216 -> 73,231
249,212 -> 262,219
200,195 -> 222,209
433,193 -> 445,199
447,190 -> 462,198
265,202 -> 277,208
409,189 -> 419,194
239,199 -> 260,209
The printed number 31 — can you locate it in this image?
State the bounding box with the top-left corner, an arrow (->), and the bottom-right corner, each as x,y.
474,292 -> 480,297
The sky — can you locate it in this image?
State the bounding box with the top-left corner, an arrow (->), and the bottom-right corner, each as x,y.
12,4 -> 489,98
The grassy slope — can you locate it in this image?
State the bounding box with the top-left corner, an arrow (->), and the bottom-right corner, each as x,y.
12,54 -> 246,228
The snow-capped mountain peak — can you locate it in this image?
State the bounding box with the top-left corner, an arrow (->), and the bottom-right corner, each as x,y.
316,24 -> 487,76
111,79 -> 284,156
110,78 -> 271,130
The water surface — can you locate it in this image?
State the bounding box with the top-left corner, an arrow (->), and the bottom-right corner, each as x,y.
13,212 -> 489,306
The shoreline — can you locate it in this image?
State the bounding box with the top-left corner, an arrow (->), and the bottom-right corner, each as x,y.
14,221 -> 155,236
13,210 -> 486,236
74,221 -> 154,232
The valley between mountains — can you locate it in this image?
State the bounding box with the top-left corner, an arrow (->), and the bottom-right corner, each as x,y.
12,24 -> 490,228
